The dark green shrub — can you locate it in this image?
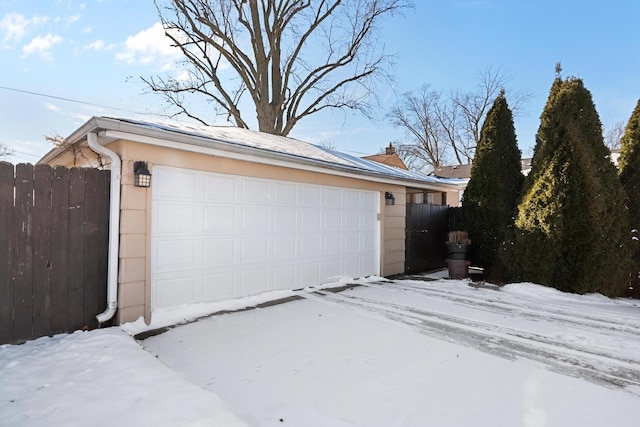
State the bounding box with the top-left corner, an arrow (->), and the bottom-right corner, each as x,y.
618,99 -> 640,271
462,91 -> 523,280
510,77 -> 631,296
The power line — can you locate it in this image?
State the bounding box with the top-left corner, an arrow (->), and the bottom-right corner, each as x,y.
0,85 -> 150,115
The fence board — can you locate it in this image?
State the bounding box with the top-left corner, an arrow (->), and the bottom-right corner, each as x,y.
82,168 -> 101,329
13,164 -> 34,342
96,170 -> 110,322
0,162 -> 15,344
32,164 -> 53,338
50,167 -> 70,334
67,168 -> 86,331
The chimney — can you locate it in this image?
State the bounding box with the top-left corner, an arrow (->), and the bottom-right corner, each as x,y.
386,143 -> 396,155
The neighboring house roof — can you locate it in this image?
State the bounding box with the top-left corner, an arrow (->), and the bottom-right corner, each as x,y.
430,163 -> 473,179
431,158 -> 534,180
39,116 -> 458,191
362,143 -> 408,170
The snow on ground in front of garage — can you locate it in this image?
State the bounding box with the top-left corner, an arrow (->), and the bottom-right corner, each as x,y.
0,327 -> 247,426
2,275 -> 640,426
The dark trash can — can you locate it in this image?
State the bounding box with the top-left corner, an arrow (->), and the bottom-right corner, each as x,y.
446,259 -> 470,279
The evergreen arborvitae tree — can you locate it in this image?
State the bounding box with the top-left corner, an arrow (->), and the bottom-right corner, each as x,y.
618,99 -> 640,271
462,91 -> 523,280
510,77 -> 631,296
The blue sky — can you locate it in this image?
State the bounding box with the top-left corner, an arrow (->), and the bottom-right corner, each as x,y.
1,0 -> 639,164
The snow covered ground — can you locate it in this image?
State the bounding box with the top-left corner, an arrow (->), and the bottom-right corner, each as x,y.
2,273 -> 640,426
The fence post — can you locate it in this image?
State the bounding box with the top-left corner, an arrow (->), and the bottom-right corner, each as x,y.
0,162 -> 15,344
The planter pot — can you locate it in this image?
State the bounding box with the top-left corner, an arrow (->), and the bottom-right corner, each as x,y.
446,259 -> 471,279
445,242 -> 470,260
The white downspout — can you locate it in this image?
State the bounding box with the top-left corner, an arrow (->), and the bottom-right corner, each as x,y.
87,132 -> 121,324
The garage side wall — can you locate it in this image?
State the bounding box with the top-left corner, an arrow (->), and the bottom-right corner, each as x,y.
382,192 -> 406,276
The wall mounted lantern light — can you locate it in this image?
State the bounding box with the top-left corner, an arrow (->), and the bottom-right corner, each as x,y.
133,161 -> 151,188
385,191 -> 395,206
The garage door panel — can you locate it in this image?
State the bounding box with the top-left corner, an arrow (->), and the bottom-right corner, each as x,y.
243,179 -> 269,203
344,211 -> 361,230
342,190 -> 361,209
203,238 -> 235,264
203,273 -> 235,301
154,239 -> 199,272
241,207 -> 269,232
241,268 -> 269,294
152,166 -> 380,311
323,234 -> 341,254
322,259 -> 342,279
273,265 -> 297,289
204,175 -> 236,201
273,207 -> 297,232
273,182 -> 297,205
274,236 -> 296,259
155,275 -> 199,307
299,262 -> 320,284
241,237 -> 269,260
324,188 -> 342,208
155,203 -> 200,233
360,191 -> 378,209
204,206 -> 236,233
361,256 -> 377,276
341,257 -> 361,277
361,233 -> 377,250
343,234 -> 360,252
156,169 -> 200,200
361,212 -> 377,230
300,208 -> 321,231
322,211 -> 342,231
299,235 -> 321,257
300,185 -> 322,207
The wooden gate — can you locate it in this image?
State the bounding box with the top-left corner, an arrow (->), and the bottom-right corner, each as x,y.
405,203 -> 450,273
0,163 -> 110,344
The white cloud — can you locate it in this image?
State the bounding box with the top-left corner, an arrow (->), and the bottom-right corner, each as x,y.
1,14 -> 50,44
67,14 -> 81,24
1,13 -> 29,42
84,39 -> 114,51
45,103 -> 62,112
116,22 -> 182,69
22,33 -> 63,60
82,26 -> 92,34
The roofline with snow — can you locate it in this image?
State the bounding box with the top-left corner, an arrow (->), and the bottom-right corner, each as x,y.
39,117 -> 460,192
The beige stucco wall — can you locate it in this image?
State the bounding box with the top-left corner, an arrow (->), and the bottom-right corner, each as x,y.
110,140 -> 411,324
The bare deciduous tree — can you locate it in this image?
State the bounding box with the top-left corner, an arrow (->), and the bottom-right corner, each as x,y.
388,85 -> 453,171
604,120 -> 626,151
0,144 -> 11,158
389,68 -> 531,172
146,0 -> 411,136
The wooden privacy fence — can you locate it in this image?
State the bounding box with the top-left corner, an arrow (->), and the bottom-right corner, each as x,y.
0,163 -> 110,344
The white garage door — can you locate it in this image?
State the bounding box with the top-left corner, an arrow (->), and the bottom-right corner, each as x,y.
151,166 -> 380,310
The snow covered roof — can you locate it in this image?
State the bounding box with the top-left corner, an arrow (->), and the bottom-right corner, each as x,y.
41,116 -> 460,189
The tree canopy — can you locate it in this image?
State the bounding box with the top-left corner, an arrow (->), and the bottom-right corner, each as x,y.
618,98 -> 640,267
147,0 -> 411,136
510,77 -> 631,296
462,91 -> 523,279
388,68 -> 530,172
